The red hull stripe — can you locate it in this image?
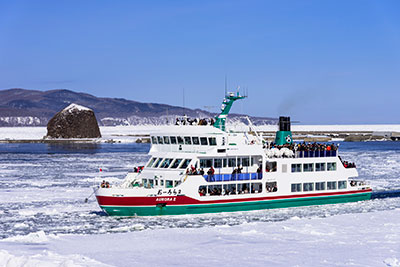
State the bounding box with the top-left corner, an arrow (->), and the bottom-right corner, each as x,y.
97,189 -> 372,207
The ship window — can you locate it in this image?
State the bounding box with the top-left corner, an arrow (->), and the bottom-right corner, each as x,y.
223,184 -> 237,195
163,136 -> 170,144
148,179 -> 154,188
327,181 -> 337,190
316,182 -> 325,190
177,136 -> 184,145
266,182 -> 278,192
147,157 -> 157,167
166,180 -> 173,188
200,159 -> 212,168
228,158 -> 236,167
251,156 -> 262,166
208,137 -> 217,146
214,158 -> 222,168
303,163 -> 314,172
192,137 -> 200,145
200,137 -> 208,145
303,182 -> 314,192
338,181 -> 347,189
142,178 -> 148,188
327,162 -> 337,171
151,136 -> 157,144
170,136 -> 177,144
251,182 -> 263,193
153,158 -> 164,168
237,183 -> 250,194
170,158 -> 182,168
291,183 -> 302,192
316,163 -> 326,172
223,158 -> 227,167
184,136 -> 192,145
180,159 -> 192,169
266,161 -> 277,172
208,185 -> 222,195
160,180 -> 164,186
291,164 -> 302,172
157,136 -> 164,144
198,185 -> 207,196
241,157 -> 250,167
160,158 -> 173,168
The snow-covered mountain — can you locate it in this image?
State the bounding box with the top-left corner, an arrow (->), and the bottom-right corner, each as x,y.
0,88 -> 277,126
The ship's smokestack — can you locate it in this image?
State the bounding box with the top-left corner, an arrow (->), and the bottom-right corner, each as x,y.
279,116 -> 291,132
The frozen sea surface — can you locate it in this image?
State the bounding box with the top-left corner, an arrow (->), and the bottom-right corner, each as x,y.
0,141 -> 400,266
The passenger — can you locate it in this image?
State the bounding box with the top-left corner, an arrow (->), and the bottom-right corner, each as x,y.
100,180 -> 106,188
134,167 -> 138,173
237,166 -> 243,174
272,186 -> 278,192
207,166 -> 215,181
199,168 -> 205,175
105,182 -> 110,188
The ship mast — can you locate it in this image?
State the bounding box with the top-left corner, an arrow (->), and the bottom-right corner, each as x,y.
213,91 -> 246,131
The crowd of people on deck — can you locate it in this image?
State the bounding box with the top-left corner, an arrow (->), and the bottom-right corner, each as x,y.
267,142 -> 338,152
100,180 -> 110,188
175,115 -> 215,126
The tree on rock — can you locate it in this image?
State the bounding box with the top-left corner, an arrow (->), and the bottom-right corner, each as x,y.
46,103 -> 101,138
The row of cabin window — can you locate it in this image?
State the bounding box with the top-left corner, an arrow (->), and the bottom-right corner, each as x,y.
151,136 -> 217,146
291,180 -> 346,192
199,156 -> 262,168
142,178 -> 178,188
199,182 -> 264,196
147,157 -> 192,169
291,162 -> 337,173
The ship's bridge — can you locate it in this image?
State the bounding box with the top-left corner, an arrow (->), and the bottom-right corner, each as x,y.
149,125 -> 261,154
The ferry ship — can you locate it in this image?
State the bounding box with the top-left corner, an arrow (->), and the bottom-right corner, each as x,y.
95,92 -> 371,216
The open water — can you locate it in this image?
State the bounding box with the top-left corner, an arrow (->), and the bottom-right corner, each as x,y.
0,142 -> 400,239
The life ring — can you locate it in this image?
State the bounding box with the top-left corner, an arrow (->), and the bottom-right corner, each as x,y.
285,136 -> 292,143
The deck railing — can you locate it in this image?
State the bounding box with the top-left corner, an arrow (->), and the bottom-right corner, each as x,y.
295,150 -> 337,158
203,172 -> 262,182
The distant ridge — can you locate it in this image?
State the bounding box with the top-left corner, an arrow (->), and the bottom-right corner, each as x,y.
0,88 -> 277,126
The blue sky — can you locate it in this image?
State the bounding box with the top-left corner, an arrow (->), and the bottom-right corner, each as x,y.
1,0 -> 400,124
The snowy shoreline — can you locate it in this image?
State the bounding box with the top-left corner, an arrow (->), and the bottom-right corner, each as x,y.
0,125 -> 400,143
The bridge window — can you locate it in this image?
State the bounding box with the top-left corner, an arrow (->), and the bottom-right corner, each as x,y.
151,136 -> 157,144
153,158 -> 164,168
291,183 -> 302,192
177,136 -> 184,145
338,181 -> 347,189
303,182 -> 314,192
315,182 -> 325,190
316,163 -> 325,172
291,164 -> 302,172
200,137 -> 208,145
327,181 -> 337,190
192,137 -> 200,145
208,137 -> 217,146
184,136 -> 192,145
147,157 -> 157,167
163,136 -> 170,144
160,158 -> 173,168
180,159 -> 192,169
170,136 -> 177,144
157,136 -> 164,144
303,163 -> 314,172
327,162 -> 337,171
170,158 -> 182,168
